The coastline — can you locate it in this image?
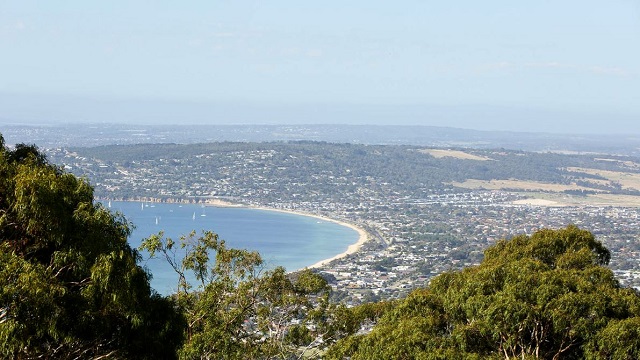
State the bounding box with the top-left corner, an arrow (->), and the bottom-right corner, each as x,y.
103,197 -> 369,270
307,224 -> 368,268
203,198 -> 244,207
246,205 -> 369,269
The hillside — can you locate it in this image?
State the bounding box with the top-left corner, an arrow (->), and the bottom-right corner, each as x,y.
3,134 -> 640,358
46,141 -> 640,300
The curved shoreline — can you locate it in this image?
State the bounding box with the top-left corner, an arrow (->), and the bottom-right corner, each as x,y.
104,197 -> 370,270
196,198 -> 370,269
246,206 -> 369,269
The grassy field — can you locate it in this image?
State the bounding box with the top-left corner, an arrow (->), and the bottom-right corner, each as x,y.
593,158 -> 640,169
566,167 -> 640,191
453,177 -> 640,207
421,149 -> 491,161
451,179 -> 594,192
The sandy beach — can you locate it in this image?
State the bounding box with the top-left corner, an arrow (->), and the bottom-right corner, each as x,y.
307,220 -> 369,269
204,198 -> 244,207
230,204 -> 370,269
107,197 -> 369,267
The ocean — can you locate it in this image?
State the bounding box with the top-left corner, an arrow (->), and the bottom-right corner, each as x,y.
106,201 -> 358,294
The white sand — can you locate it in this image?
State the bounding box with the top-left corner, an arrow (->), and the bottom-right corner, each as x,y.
307,222 -> 369,269
245,206 -> 369,269
204,198 -> 243,207
201,198 -> 370,269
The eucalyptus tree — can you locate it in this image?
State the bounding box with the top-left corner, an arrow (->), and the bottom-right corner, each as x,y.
327,226 -> 640,359
0,135 -> 182,359
140,230 -> 332,359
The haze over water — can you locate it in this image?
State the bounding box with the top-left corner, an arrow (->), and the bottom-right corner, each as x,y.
3,2 -> 639,134
108,201 -> 358,294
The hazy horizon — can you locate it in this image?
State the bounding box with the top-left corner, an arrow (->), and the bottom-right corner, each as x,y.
2,2 -> 639,135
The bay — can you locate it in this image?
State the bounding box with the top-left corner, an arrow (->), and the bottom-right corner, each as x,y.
106,201 -> 358,294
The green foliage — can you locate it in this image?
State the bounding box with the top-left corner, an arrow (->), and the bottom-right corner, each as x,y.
587,317 -> 640,359
327,226 -> 640,359
0,140 -> 182,359
8,135 -> 640,359
140,230 -> 332,359
0,245 -> 66,357
484,226 -> 611,268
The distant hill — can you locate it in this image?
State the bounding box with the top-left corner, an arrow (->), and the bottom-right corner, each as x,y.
3,123 -> 640,156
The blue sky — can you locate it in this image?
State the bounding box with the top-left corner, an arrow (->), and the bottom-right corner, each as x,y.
1,1 -> 639,133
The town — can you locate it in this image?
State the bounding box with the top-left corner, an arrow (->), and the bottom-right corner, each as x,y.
39,140 -> 640,305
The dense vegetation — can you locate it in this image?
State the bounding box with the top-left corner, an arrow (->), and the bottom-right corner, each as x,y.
0,135 -> 181,358
3,134 -> 640,359
138,230 -> 336,359
328,226 -> 640,359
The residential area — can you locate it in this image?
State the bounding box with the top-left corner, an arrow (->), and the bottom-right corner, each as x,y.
41,141 -> 640,305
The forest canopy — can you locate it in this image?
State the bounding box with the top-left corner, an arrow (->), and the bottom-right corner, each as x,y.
0,135 -> 183,358
327,226 -> 640,359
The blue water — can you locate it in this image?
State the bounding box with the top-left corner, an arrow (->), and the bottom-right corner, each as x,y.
106,201 -> 358,294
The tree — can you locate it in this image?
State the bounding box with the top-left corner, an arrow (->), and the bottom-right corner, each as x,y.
0,137 -> 182,359
139,230 -> 332,359
326,226 -> 640,359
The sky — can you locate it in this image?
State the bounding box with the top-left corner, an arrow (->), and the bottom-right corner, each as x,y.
1,1 -> 639,133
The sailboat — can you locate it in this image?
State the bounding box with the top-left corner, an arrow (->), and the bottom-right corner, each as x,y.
192,212 -> 196,220
155,216 -> 159,225
201,205 -> 206,217
108,200 -> 111,208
